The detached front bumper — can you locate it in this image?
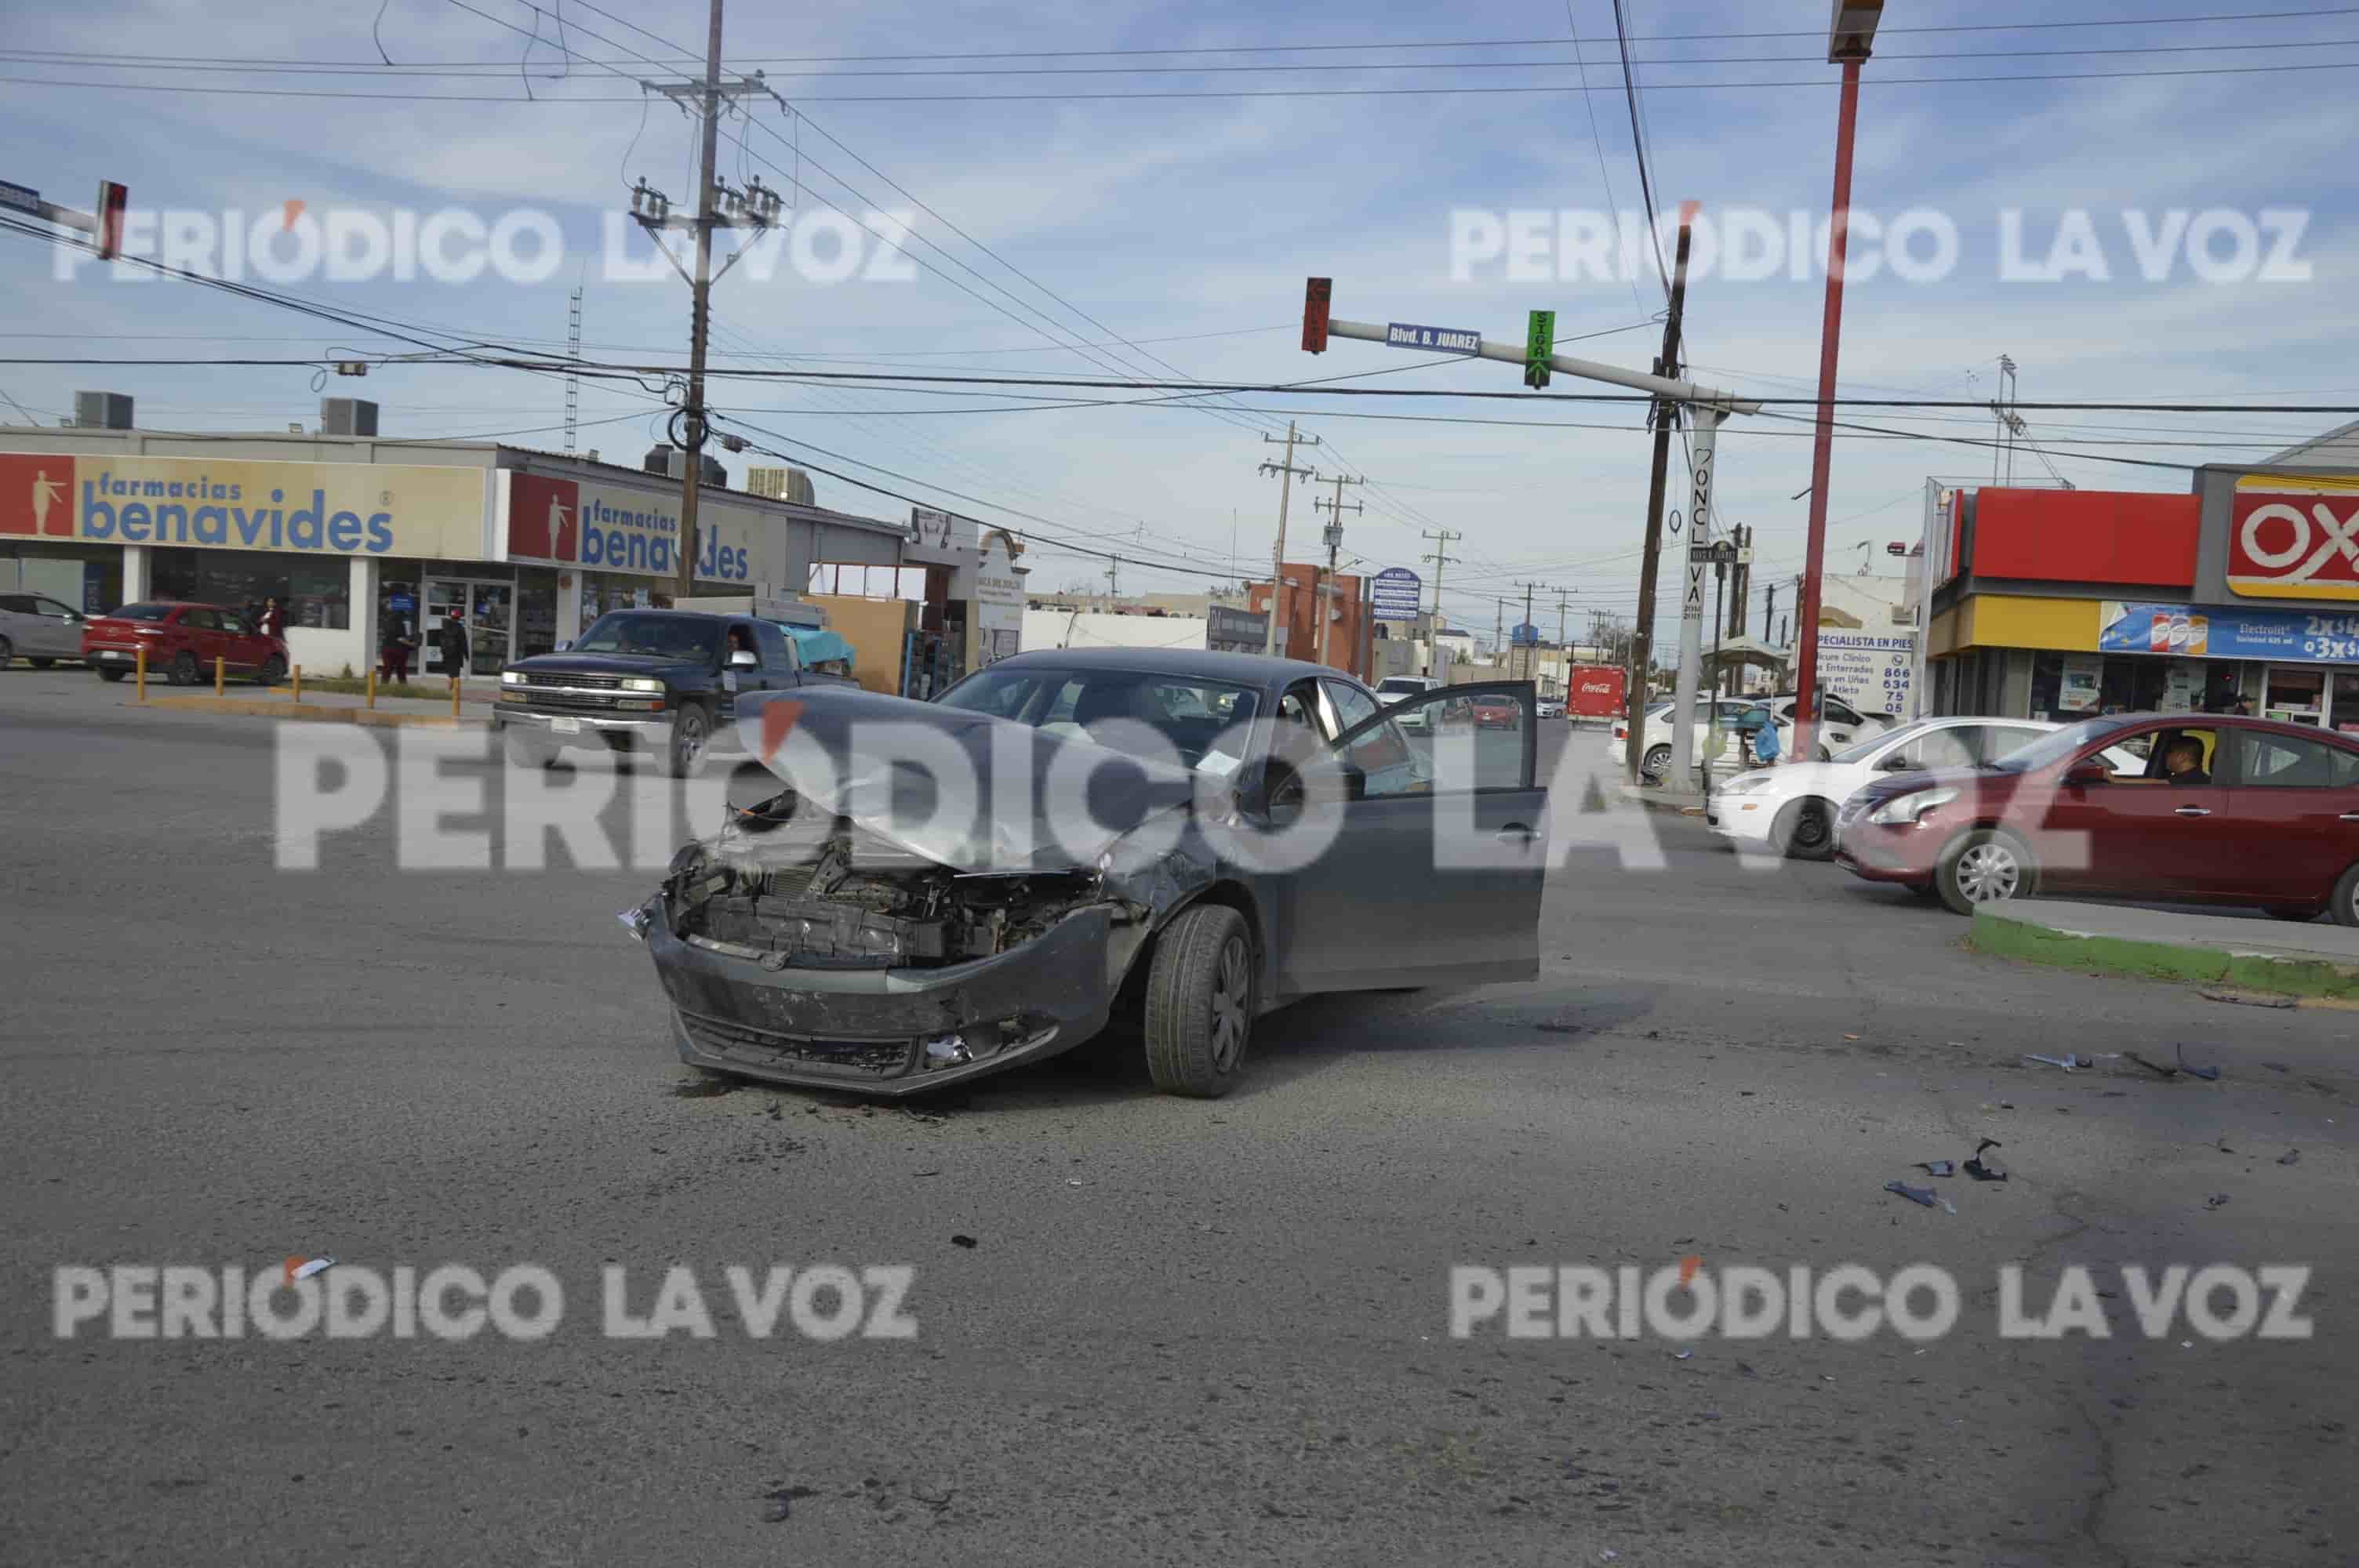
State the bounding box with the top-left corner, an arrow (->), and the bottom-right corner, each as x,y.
645,902 -> 1117,1095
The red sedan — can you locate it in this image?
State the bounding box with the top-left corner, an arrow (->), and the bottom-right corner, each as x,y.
81,601 -> 289,687
1470,696 -> 1521,729
1836,713 -> 2359,924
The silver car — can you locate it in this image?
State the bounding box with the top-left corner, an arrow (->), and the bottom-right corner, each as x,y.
0,593 -> 89,668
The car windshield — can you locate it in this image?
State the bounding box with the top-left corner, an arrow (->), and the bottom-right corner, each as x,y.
111,603 -> 174,622
1989,716 -> 2125,772
572,612 -> 721,660
1833,717 -> 1933,764
934,666 -> 1262,769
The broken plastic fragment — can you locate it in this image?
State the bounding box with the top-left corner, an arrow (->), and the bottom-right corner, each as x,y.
2175,1044 -> 2221,1081
1965,1138 -> 2008,1182
2025,1053 -> 2079,1071
1917,1160 -> 1955,1178
1885,1180 -> 1938,1207
289,1256 -> 333,1282
617,905 -> 655,943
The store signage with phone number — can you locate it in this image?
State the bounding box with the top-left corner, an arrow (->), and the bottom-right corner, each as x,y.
2099,600 -> 2359,663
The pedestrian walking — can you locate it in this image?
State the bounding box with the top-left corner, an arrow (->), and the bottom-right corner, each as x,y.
1750,708 -> 1782,768
379,612 -> 416,685
259,597 -> 285,639
438,615 -> 472,681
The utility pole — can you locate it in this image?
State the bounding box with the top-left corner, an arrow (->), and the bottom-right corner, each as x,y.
1514,581 -> 1545,685
1625,205 -> 1697,782
1493,598 -> 1506,665
634,0 -> 784,604
1257,421 -> 1320,655
1104,554 -> 1119,601
1313,473 -> 1362,669
1419,528 -> 1462,620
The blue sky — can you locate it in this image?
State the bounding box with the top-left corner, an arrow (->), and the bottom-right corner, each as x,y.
5,0 -> 2356,640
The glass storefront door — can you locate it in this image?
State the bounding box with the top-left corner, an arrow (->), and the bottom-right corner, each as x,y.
421,577 -> 517,677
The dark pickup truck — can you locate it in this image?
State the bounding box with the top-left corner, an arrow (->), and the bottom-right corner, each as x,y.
493,608 -> 856,775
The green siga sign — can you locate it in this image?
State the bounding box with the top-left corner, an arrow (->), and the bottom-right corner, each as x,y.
1525,310 -> 1554,389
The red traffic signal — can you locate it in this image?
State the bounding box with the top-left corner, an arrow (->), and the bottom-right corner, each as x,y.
94,180 -> 128,261
1302,277 -> 1331,354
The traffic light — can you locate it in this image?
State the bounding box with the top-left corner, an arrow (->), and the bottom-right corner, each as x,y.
94,181 -> 127,261
1524,310 -> 1554,389
1302,277 -> 1331,354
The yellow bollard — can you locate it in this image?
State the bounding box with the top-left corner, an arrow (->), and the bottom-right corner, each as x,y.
135,645 -> 147,702
366,668 -> 376,710
214,655 -> 225,695
292,665 -> 303,702
449,674 -> 462,719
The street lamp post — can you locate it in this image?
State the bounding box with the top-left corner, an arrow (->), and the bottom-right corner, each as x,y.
1790,0 -> 1882,763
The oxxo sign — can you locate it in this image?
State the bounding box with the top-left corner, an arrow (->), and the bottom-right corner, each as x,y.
2227,477 -> 2359,601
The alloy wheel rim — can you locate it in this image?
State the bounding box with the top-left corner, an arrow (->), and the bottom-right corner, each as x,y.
1795,804 -> 1830,848
678,714 -> 706,768
1209,935 -> 1248,1072
1957,844 -> 2019,902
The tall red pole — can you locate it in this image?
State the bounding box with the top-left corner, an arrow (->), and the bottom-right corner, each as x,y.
1790,55 -> 1863,763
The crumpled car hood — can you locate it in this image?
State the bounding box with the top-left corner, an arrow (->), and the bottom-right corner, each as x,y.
733,686 -> 1205,873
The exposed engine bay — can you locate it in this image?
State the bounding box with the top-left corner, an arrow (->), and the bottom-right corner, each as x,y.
660,791 -> 1114,971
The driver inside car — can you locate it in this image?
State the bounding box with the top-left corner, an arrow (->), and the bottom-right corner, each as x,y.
2163,735 -> 2211,786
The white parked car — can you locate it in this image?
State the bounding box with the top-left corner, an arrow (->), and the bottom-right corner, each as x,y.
1707,716 -> 2145,858
1743,691 -> 1897,763
1374,674 -> 1442,731
1608,695 -> 1758,779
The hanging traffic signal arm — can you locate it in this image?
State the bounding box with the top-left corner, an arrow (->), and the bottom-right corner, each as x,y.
1321,314 -> 1761,415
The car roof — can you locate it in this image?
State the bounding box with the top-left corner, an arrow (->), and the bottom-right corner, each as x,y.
984,646 -> 1357,687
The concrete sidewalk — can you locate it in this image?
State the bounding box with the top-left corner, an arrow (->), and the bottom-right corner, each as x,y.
1971,898 -> 2359,1004
136,682 -> 498,729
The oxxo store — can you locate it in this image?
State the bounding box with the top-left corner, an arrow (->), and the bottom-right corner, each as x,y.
0,428 -> 907,677
1922,466 -> 2359,731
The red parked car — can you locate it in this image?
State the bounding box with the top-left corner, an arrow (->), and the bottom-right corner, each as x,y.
1836,713 -> 2359,924
81,601 -> 289,687
1470,695 -> 1521,729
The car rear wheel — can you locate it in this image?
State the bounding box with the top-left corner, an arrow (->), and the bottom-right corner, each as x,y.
2330,864 -> 2359,929
1770,797 -> 1835,861
1936,828 -> 2033,916
1143,904 -> 1255,1099
28,656 -> 53,668
169,651 -> 200,688
96,666 -> 127,683
257,655 -> 286,687
663,703 -> 710,778
1641,742 -> 1671,780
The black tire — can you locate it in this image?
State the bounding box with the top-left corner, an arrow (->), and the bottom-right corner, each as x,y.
1816,745 -> 1833,762
1935,828 -> 2034,916
97,666 -> 127,683
2263,905 -> 2321,923
0,634 -> 12,666
2329,864 -> 2359,929
1770,797 -> 1836,861
1143,905 -> 1256,1099
663,703 -> 711,779
27,656 -> 53,669
1905,880 -> 1939,900
1640,742 -> 1672,780
256,655 -> 286,687
169,651 -> 199,688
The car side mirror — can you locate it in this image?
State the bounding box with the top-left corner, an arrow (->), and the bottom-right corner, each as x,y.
2063,760 -> 2110,787
729,648 -> 758,669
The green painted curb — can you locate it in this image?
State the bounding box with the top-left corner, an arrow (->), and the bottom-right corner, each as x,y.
1967,906 -> 2359,1000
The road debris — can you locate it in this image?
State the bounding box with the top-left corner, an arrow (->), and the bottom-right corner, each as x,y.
286,1256 -> 333,1283
2278,1149 -> 2301,1166
1673,1349 -> 1694,1360
2201,987 -> 2296,1009
2205,1193 -> 2231,1210
1916,1160 -> 1955,1178
1965,1139 -> 2008,1182
2025,1053 -> 2081,1071
760,1485 -> 817,1523
1884,1180 -> 1939,1208
951,1234 -> 978,1249
2175,1044 -> 2222,1081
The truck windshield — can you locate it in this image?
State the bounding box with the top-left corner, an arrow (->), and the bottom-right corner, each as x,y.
573,612 -> 722,661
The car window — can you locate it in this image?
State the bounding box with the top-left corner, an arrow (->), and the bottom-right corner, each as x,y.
1336,684 -> 1527,797
0,594 -> 29,613
36,597 -> 76,618
1977,724 -> 2052,761
2336,748 -> 2359,789
2236,730 -> 2339,789
2111,725 -> 2218,782
749,620 -> 795,674
1904,728 -> 1978,770
1324,680 -> 1379,734
574,612 -> 722,661
935,667 -> 1262,769
1824,698 -> 1864,727
220,612 -> 251,635
184,608 -> 220,631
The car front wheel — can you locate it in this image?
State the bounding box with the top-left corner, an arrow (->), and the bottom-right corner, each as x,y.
663,703 -> 710,778
1770,797 -> 1835,861
1936,828 -> 2034,916
1641,742 -> 1671,779
1143,904 -> 1255,1098
96,666 -> 127,683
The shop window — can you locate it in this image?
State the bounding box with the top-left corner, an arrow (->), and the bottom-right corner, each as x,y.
148,548 -> 349,630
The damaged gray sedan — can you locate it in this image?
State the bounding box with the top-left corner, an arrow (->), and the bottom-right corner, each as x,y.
625,650 -> 1547,1098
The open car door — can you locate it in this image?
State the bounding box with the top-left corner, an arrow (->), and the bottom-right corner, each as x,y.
1269,681 -> 1547,995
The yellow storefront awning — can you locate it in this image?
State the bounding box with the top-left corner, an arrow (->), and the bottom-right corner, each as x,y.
1927,593 -> 2099,656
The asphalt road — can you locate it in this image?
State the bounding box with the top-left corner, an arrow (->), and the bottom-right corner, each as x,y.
1,666 -> 2352,1567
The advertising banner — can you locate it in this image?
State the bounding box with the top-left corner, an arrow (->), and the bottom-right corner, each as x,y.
0,452 -> 489,559
2099,599 -> 2359,664
2194,464 -> 2359,607
1816,630 -> 1917,719
1206,605 -> 1268,653
502,471 -> 776,585
1370,565 -> 1421,622
972,533 -> 1023,666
